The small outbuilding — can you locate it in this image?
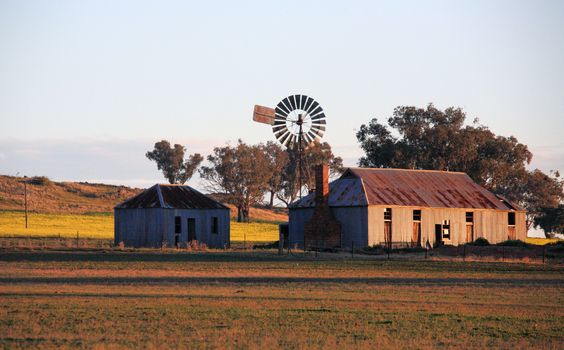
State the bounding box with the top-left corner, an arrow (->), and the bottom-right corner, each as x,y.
289,166 -> 527,249
114,184 -> 230,248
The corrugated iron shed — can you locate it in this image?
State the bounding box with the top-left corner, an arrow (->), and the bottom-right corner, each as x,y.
291,168 -> 520,211
115,184 -> 228,210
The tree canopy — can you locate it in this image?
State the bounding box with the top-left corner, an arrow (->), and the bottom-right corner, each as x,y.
356,104 -> 563,232
199,140 -> 271,222
146,140 -> 203,184
534,205 -> 564,237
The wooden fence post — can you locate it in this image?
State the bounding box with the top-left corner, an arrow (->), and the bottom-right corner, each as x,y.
542,245 -> 545,264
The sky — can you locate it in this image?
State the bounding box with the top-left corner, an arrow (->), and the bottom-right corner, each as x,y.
1,0 -> 563,189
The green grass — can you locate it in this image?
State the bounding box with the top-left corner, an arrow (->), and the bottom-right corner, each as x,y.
0,210 -> 279,242
0,251 -> 562,349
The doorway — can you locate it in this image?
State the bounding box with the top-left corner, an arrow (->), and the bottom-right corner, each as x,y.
434,224 -> 442,247
412,222 -> 421,247
384,221 -> 392,248
466,224 -> 474,243
187,218 -> 196,242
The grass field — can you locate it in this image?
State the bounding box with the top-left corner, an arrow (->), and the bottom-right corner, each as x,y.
0,250 -> 562,349
0,211 -> 280,242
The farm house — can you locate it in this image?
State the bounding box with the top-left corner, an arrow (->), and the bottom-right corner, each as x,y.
289,165 -> 527,249
114,184 -> 230,248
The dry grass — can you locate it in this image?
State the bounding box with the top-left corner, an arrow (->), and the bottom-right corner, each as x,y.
0,251 -> 562,349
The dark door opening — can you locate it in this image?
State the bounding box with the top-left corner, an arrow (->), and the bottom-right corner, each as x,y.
434,224 -> 442,247
187,218 -> 196,242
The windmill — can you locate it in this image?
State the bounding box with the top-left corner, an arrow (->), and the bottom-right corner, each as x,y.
253,94 -> 327,198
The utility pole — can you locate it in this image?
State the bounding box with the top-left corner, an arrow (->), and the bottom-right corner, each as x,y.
23,175 -> 28,228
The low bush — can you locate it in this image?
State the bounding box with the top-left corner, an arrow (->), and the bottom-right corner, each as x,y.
253,241 -> 279,249
468,237 -> 490,246
29,176 -> 52,186
496,239 -> 529,247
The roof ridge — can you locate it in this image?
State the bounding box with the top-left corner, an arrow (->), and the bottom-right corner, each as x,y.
349,167 -> 467,175
155,184 -> 167,208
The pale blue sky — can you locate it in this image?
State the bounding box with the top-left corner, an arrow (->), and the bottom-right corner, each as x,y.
1,0 -> 563,188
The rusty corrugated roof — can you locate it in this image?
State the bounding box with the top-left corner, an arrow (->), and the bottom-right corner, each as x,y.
290,178 -> 367,208
115,184 -> 228,210
291,168 -> 520,211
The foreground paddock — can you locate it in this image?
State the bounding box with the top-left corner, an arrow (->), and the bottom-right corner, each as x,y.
0,251 -> 562,349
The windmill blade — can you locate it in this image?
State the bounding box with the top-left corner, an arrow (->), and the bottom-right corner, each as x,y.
311,124 -> 326,132
305,100 -> 319,115
302,132 -> 314,144
307,131 -> 320,144
309,106 -> 323,118
279,131 -> 291,145
273,118 -> 287,126
274,125 -> 289,136
311,113 -> 326,121
280,97 -> 293,113
288,95 -> 297,110
253,105 -> 276,125
303,96 -> 314,112
295,94 -> 303,110
310,126 -> 324,138
276,103 -> 290,116
312,118 -> 326,125
273,125 -> 287,134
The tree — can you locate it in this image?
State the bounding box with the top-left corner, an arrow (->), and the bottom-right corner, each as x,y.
199,140 -> 271,222
261,141 -> 289,208
276,141 -> 344,207
356,104 -> 563,229
534,205 -> 564,237
146,140 -> 203,184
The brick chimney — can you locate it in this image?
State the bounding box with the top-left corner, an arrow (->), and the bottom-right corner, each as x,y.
315,164 -> 329,207
303,164 -> 342,249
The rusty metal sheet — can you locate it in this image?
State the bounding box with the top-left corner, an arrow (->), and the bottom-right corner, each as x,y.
290,168 -> 518,211
349,168 -> 514,210
253,105 -> 275,125
115,184 -> 228,210
290,178 -> 368,208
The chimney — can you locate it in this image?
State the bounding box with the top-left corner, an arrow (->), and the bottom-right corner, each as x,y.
315,164 -> 329,206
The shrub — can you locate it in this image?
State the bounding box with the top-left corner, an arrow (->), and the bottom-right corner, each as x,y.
496,239 -> 528,247
546,240 -> 564,253
29,176 -> 52,186
468,237 -> 490,246
253,241 -> 279,249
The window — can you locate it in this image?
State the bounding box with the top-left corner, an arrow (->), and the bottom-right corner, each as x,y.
175,216 -> 181,234
508,212 -> 516,226
442,220 -> 451,240
211,217 -> 219,234
466,212 -> 474,223
413,210 -> 421,221
384,208 -> 392,221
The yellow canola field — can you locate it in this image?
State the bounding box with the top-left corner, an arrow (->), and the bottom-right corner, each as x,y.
0,211 -> 279,242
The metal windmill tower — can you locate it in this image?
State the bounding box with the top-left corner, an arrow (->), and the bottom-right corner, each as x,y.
253,94 -> 327,198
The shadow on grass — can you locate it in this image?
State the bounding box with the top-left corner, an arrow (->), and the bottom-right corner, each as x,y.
0,276 -> 562,286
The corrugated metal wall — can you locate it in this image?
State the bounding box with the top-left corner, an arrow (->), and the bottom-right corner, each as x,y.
367,206 -> 526,246
115,208 -> 230,248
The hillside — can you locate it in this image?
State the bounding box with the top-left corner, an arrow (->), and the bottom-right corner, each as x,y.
0,175 -> 288,221
0,175 -> 140,214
